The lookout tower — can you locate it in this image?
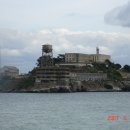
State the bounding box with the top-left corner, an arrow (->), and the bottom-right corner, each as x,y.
96,47 -> 99,55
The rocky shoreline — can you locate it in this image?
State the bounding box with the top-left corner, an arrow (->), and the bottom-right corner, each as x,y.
0,80 -> 130,93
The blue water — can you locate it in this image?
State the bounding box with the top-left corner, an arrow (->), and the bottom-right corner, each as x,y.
0,92 -> 130,130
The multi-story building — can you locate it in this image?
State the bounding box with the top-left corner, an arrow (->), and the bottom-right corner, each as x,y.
35,45 -> 110,86
65,47 -> 111,64
35,45 -> 70,86
35,67 -> 70,85
0,66 -> 19,78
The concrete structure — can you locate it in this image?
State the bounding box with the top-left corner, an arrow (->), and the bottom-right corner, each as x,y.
56,63 -> 86,67
0,66 -> 19,78
120,72 -> 130,80
96,47 -> 99,55
70,72 -> 107,81
65,53 -> 110,63
65,47 -> 111,64
36,45 -> 70,86
35,67 -> 70,85
35,45 -> 109,86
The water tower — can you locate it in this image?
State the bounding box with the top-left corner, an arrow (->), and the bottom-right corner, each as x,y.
42,44 -> 53,57
41,44 -> 53,67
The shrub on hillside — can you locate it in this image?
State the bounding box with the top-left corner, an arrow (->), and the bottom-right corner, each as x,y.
104,84 -> 113,89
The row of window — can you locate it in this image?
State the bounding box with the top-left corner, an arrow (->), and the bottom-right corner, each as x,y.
66,58 -> 75,61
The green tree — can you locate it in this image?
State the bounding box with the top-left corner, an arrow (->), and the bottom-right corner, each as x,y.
107,69 -> 122,81
18,76 -> 35,90
53,54 -> 65,65
123,65 -> 130,72
114,64 -> 122,70
36,56 -> 42,67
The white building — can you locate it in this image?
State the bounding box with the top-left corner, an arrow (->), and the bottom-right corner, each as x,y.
0,66 -> 19,78
65,47 -> 111,64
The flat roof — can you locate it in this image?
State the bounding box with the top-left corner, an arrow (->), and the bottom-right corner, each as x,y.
65,53 -> 110,56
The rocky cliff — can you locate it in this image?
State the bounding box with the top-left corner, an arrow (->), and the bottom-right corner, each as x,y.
0,78 -> 130,93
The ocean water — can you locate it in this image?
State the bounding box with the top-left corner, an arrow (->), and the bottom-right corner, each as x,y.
0,92 -> 130,130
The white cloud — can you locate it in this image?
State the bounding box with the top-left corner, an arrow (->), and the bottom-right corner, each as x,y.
2,48 -> 22,56
0,28 -> 130,73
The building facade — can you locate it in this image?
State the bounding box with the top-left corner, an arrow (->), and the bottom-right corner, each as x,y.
65,47 -> 111,64
65,53 -> 110,63
70,72 -> 107,81
35,67 -> 70,85
0,66 -> 19,78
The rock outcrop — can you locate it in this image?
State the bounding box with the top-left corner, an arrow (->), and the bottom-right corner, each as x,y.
1,79 -> 130,93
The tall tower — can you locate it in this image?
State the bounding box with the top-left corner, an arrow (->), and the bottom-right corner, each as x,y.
41,44 -> 53,67
96,47 -> 99,55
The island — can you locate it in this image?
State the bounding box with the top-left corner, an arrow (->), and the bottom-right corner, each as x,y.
0,44 -> 130,93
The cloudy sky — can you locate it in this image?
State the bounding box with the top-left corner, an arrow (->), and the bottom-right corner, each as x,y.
0,0 -> 130,73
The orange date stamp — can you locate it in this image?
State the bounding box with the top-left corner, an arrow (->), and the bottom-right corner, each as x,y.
106,115 -> 128,121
